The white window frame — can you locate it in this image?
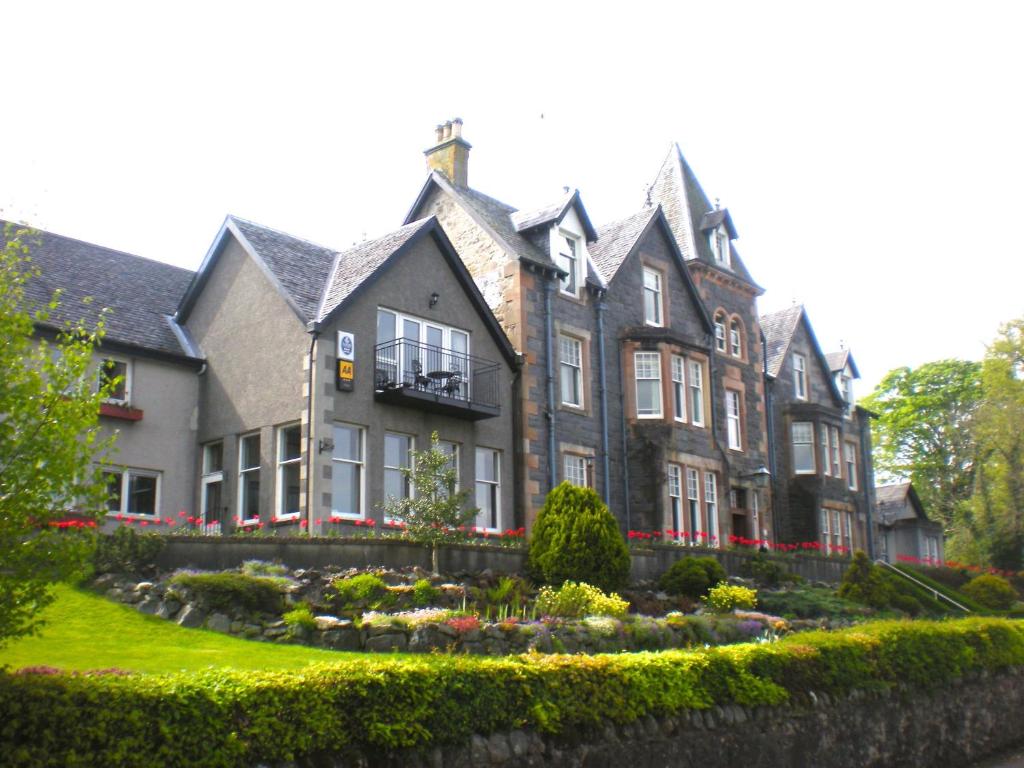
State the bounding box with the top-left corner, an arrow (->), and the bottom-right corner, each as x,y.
668,464 -> 683,539
376,307 -> 471,391
238,432 -> 261,525
714,315 -> 727,352
711,227 -> 731,267
686,468 -> 701,543
331,423 -> 365,519
275,423 -> 302,521
845,442 -> 858,490
200,442 -> 224,529
820,425 -> 831,476
688,360 -> 705,427
104,467 -> 161,519
98,355 -> 132,405
830,426 -> 842,478
843,511 -> 852,552
729,321 -> 741,358
384,432 -> 414,505
792,421 -> 816,474
704,472 -> 719,547
671,355 -> 686,423
559,334 -> 584,408
833,510 -> 843,550
820,508 -> 830,547
642,266 -> 663,326
564,453 -> 589,488
474,447 -> 501,531
793,354 -> 808,400
634,351 -> 663,419
726,389 -> 742,451
557,232 -> 581,297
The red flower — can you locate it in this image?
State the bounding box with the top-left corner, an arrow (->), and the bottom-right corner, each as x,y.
354,519 -> 363,526
177,510 -> 187,518
140,521 -> 148,527
315,518 -> 322,525
366,519 -> 375,527
299,519 -> 308,528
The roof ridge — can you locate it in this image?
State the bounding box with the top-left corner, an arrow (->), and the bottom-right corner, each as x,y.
228,214 -> 338,255
332,217 -> 434,259
595,205 -> 658,233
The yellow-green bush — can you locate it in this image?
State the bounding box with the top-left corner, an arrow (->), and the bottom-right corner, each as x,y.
535,581 -> 629,619
963,574 -> 1018,610
169,572 -> 286,613
705,584 -> 757,613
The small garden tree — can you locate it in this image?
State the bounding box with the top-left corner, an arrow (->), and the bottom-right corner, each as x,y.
0,223 -> 115,645
527,482 -> 631,592
380,431 -> 478,575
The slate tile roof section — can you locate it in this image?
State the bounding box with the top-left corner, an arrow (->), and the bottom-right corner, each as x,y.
5,222 -> 196,357
229,217 -> 338,324
588,207 -> 658,284
876,482 -> 911,506
826,349 -> 861,378
510,190 -> 575,233
317,218 -> 434,322
760,305 -> 805,378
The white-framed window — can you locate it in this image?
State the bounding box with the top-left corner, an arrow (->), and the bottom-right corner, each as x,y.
557,233 -> 580,296
475,447 -> 500,531
729,320 -> 742,358
842,511 -> 852,552
332,423 -> 364,518
833,509 -> 843,550
438,440 -> 459,499
104,467 -> 160,518
276,424 -> 302,521
200,442 -> 223,529
838,373 -> 855,417
668,464 -> 683,539
726,389 -> 742,451
710,226 -> 731,267
671,355 -> 686,422
830,426 -> 842,478
845,442 -> 858,490
238,433 -> 261,524
642,267 -> 663,326
384,432 -> 414,503
820,508 -> 830,548
714,314 -> 727,352
564,453 -> 589,487
98,356 -> 131,404
793,354 -> 807,400
559,335 -> 584,408
820,425 -> 831,476
688,360 -> 705,427
686,468 -> 701,542
792,422 -> 815,474
376,308 -> 470,393
704,472 -> 719,546
634,351 -> 662,418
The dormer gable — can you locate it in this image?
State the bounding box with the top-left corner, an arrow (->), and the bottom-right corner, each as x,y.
699,207 -> 738,270
548,204 -> 594,298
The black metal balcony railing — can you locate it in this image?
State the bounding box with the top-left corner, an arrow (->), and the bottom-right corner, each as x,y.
373,338 -> 501,418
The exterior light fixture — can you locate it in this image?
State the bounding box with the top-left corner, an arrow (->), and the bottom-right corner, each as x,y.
741,465 -> 772,488
429,292 -> 440,308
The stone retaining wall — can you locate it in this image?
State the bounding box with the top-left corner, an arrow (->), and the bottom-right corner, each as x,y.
289,667 -> 1024,768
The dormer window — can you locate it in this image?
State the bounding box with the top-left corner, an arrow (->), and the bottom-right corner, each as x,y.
557,234 -> 580,296
642,267 -> 663,326
710,226 -> 731,268
836,372 -> 855,417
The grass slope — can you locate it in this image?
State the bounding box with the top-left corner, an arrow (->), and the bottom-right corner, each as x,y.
0,584 -> 359,674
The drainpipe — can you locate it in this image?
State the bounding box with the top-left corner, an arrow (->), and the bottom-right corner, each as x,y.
617,337 -> 631,532
305,322 -> 321,535
594,290 -> 611,506
859,410 -> 877,559
543,277 -> 557,491
511,354 -> 525,530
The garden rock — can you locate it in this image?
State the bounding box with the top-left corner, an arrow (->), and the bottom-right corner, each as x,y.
158,599 -> 181,619
314,615 -> 345,631
136,597 -> 160,615
177,604 -> 206,628
365,633 -> 407,652
207,612 -> 231,633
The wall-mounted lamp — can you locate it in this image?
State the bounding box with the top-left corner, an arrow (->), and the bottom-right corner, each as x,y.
740,465 -> 772,488
318,437 -> 335,454
429,292 -> 440,308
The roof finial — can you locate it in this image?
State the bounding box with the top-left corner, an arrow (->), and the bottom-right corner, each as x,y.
563,186 -> 570,195
714,197 -> 721,210
840,339 -> 846,350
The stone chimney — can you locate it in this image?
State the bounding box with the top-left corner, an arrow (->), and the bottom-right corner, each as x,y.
424,118 -> 471,187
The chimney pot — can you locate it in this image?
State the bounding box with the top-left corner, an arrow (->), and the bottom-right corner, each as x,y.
452,118 -> 463,138
424,117 -> 471,187
435,124 -> 445,143
443,121 -> 452,140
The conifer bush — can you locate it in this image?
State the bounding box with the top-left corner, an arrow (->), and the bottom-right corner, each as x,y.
837,550 -> 892,609
659,556 -> 727,599
527,482 -> 630,592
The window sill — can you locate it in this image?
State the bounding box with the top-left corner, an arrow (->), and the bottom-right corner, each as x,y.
99,402 -> 144,421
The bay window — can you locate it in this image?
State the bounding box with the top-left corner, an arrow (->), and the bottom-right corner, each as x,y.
671,355 -> 686,422
688,360 -> 705,426
634,351 -> 662,418
792,422 -> 815,474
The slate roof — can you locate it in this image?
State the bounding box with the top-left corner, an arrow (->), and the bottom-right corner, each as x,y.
588,207 -> 658,283
511,189 -> 598,242
876,483 -> 911,506
875,482 -> 931,524
5,221 -> 197,358
826,349 -> 861,378
760,305 -> 804,378
318,219 -> 434,321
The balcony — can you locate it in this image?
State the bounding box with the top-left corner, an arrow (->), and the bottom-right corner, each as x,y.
373,338 -> 501,420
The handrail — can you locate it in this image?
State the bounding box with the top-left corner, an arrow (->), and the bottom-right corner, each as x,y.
874,558 -> 971,613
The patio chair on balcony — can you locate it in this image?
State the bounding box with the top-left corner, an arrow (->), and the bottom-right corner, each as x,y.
410,360 -> 432,390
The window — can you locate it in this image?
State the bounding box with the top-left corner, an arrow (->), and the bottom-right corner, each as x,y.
634,351 -> 662,418
688,360 -> 705,427
376,308 -> 470,393
845,442 -> 858,490
557,234 -> 579,296
704,472 -> 719,546
559,335 -> 583,408
793,354 -> 807,400
792,422 -> 815,474
671,355 -> 686,422
842,511 -> 852,552
642,267 -> 663,326
332,424 -> 364,518
276,424 -> 302,520
820,508 -> 830,548
98,357 -> 130,404
726,390 -> 742,450
475,448 -> 500,530
564,454 -> 589,487
667,464 -> 683,539
686,468 -> 701,542
830,426 -> 842,478
384,433 -> 413,503
438,440 -> 459,499
201,442 -> 223,529
833,510 -> 843,551
714,313 -> 727,352
729,320 -> 742,358
820,425 -> 831,476
238,433 -> 261,524
710,227 -> 731,267
104,468 -> 160,518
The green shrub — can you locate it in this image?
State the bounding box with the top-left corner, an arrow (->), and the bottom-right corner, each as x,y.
889,593 -> 922,616
527,482 -> 630,592
740,553 -> 797,588
705,583 -> 757,613
241,560 -> 289,578
659,556 -> 727,599
93,527 -> 165,576
411,579 -> 441,607
837,551 -> 892,609
283,603 -> 317,632
757,587 -> 873,620
331,573 -> 394,611
3,617 -> 1023,766
535,581 -> 629,619
169,572 -> 285,613
963,574 -> 1018,610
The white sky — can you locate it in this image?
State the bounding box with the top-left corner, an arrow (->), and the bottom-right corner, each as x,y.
3,1 -> 1021,393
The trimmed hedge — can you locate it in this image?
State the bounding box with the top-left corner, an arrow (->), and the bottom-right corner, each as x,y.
169,572 -> 286,613
2,618 -> 1023,767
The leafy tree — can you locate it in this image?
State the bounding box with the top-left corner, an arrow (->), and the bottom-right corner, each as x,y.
380,431 -> 477,575
0,223 -> 115,645
861,360 -> 982,532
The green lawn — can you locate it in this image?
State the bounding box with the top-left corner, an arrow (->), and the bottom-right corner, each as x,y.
0,584 -> 362,674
